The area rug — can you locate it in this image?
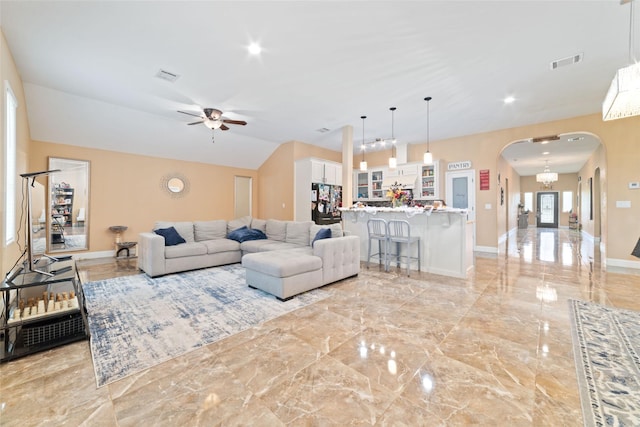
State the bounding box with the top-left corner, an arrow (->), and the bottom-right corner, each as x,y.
83,264 -> 330,387
569,299 -> 640,426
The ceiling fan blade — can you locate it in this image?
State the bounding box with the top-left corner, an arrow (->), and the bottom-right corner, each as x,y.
220,124 -> 230,131
187,120 -> 205,125
178,110 -> 203,118
222,119 -> 247,126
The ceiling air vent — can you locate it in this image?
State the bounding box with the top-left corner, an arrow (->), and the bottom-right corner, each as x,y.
550,53 -> 583,70
316,127 -> 331,133
155,69 -> 180,82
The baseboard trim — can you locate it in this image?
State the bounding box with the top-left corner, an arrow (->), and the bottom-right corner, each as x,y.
72,250 -> 115,260
606,258 -> 640,270
475,246 -> 498,254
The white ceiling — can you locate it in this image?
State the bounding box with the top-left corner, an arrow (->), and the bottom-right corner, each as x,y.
0,1 -> 630,171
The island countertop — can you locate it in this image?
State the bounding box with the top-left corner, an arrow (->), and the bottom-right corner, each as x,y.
341,207 -> 474,278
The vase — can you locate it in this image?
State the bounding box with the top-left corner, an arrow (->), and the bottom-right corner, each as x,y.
392,198 -> 402,208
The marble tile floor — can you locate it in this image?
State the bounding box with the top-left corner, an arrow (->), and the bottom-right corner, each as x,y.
2,227 -> 640,426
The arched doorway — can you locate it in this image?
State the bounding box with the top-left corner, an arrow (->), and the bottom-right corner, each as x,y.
498,132 -> 606,254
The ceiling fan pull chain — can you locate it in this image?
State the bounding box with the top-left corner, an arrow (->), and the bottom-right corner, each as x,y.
211,129 -> 215,143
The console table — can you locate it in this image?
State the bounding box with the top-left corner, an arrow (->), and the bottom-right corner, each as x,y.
1,259 -> 88,362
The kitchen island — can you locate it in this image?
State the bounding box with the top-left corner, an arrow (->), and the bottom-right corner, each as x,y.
340,207 -> 474,278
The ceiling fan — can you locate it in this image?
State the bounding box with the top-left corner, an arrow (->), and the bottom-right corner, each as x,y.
177,108 -> 247,131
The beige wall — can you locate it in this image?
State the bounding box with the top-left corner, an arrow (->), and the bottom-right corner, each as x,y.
497,155 -> 522,237
258,140 -> 341,220
1,30 -> 32,274
29,141 -> 259,253
578,143 -> 608,243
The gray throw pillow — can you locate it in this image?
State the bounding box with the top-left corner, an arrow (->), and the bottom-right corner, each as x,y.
266,219 -> 286,242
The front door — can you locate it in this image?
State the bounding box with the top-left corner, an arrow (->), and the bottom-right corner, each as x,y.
536,192 -> 558,228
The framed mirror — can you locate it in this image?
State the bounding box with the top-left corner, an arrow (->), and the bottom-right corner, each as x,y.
161,173 -> 189,198
48,158 -> 90,252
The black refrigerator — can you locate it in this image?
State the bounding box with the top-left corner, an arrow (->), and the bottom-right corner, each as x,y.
311,183 -> 342,225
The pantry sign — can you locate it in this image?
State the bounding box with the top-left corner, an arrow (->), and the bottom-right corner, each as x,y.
447,161 -> 472,171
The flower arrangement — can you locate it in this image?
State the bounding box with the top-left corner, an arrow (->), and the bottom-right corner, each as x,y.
386,182 -> 411,207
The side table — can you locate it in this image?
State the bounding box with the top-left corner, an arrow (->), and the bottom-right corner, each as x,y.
116,241 -> 137,259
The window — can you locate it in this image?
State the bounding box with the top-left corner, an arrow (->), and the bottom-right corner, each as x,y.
562,191 -> 573,213
4,82 -> 17,246
523,192 -> 533,212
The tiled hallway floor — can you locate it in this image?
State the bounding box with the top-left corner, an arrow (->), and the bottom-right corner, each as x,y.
2,227 -> 639,426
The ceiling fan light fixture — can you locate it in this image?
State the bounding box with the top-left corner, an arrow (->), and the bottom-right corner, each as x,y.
204,119 -> 222,130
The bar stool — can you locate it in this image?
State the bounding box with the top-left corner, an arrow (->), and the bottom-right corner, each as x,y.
387,219 -> 421,276
366,218 -> 389,270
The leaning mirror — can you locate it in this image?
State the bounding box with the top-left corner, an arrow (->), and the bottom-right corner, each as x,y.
48,158 -> 90,252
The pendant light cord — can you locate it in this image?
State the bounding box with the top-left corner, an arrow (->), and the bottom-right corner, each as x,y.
390,107 -> 396,157
630,0 -> 636,64
424,97 -> 432,152
361,116 -> 366,162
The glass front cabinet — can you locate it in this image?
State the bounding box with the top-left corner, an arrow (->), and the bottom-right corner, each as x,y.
419,161 -> 440,200
354,169 -> 385,201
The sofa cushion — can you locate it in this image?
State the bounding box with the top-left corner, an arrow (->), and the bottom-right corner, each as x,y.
194,220 -> 227,241
242,250 -> 322,278
154,226 -> 186,246
286,221 -> 313,246
251,218 -> 267,233
310,223 -> 343,242
155,221 -> 195,243
228,226 -> 268,243
227,216 -> 252,234
312,227 -> 332,247
266,219 -> 287,242
202,239 -> 241,254
164,242 -> 207,259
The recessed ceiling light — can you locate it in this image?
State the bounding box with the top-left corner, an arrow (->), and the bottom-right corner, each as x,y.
248,43 -> 262,55
542,151 -> 550,155
504,96 -> 515,104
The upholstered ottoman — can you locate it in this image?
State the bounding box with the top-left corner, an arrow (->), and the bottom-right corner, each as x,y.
242,250 -> 323,301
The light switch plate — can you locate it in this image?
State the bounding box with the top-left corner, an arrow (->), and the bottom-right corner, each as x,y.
629,182 -> 640,189
485,203 -> 492,210
616,200 -> 631,208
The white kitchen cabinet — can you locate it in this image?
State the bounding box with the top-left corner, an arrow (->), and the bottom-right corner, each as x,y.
311,159 -> 341,185
418,160 -> 440,200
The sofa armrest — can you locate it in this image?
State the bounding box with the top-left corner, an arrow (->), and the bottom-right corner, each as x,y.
313,235 -> 360,285
138,232 -> 166,277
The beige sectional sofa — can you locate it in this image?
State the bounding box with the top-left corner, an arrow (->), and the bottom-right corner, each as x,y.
138,217 -> 360,300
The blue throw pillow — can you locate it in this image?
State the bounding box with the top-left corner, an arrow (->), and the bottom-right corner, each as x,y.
228,227 -> 267,243
154,226 -> 186,246
312,227 -> 332,247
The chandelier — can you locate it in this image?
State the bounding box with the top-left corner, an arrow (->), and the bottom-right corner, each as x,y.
536,162 -> 558,185
603,0 -> 640,121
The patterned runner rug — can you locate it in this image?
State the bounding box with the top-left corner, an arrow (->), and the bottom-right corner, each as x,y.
569,299 -> 640,426
83,264 -> 329,387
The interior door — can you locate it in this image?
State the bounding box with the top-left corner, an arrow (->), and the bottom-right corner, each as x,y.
234,176 -> 252,218
446,170 -> 475,223
536,192 -> 558,228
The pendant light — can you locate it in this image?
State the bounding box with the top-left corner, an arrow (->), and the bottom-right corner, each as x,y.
603,0 -> 640,120
423,97 -> 433,165
536,161 -> 558,185
360,115 -> 368,171
388,107 -> 397,169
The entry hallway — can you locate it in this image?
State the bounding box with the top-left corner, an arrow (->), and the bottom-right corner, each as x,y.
1,227 -> 639,426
